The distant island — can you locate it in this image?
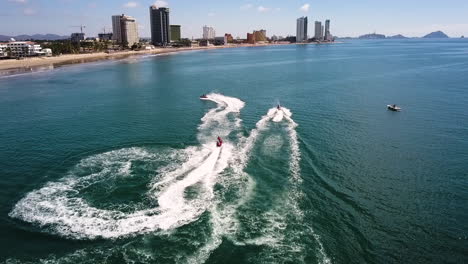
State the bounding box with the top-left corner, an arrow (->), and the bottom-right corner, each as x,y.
355,31 -> 450,39
358,33 -> 386,39
0,34 -> 68,41
423,31 -> 449,38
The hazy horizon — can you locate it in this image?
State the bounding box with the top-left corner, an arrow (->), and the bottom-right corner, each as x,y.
2,0 -> 467,38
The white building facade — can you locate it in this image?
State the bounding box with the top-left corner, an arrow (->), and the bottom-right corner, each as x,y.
203,26 -> 216,39
121,15 -> 139,46
2,41 -> 46,57
0,43 -> 7,58
112,14 -> 139,46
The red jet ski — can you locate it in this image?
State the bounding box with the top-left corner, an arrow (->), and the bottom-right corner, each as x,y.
216,136 -> 223,147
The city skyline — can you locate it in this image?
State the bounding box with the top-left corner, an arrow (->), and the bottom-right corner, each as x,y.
2,0 -> 468,38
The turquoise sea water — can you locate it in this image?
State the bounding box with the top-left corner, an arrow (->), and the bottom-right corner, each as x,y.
0,40 -> 467,263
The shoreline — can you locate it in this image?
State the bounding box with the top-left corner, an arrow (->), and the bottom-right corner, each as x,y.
0,42 -> 340,77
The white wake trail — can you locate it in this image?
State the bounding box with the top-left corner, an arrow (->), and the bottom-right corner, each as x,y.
9,93 -> 244,240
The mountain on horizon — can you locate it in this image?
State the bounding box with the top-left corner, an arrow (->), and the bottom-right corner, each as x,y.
423,31 -> 449,38
0,34 -> 69,41
387,34 -> 408,39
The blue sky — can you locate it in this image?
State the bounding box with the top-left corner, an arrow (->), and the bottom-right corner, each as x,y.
2,0 -> 468,38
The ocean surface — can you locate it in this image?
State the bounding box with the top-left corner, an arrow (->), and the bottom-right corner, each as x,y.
0,40 -> 467,264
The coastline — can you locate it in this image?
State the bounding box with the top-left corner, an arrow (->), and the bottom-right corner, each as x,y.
0,42 -> 339,77
0,46 -> 228,77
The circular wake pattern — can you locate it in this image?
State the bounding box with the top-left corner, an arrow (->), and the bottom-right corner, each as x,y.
10,93 -> 245,241
8,95 -> 331,264
8,146 -> 203,239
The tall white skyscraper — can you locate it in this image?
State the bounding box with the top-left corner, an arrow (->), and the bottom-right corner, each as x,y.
296,16 -> 308,42
112,14 -> 139,46
203,26 -> 216,39
314,21 -> 323,40
121,15 -> 139,46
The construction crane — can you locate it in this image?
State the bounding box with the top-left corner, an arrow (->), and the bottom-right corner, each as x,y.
70,25 -> 86,34
102,26 -> 110,34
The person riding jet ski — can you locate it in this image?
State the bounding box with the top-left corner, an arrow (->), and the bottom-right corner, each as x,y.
216,136 -> 223,147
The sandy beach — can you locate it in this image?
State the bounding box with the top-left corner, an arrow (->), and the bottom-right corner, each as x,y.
0,42 -> 341,76
0,44 -> 271,76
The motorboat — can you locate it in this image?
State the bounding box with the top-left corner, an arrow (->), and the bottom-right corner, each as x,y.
216,136 -> 223,147
200,94 -> 208,100
387,104 -> 401,111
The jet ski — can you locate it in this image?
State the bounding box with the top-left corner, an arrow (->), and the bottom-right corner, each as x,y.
387,104 -> 401,111
277,104 -> 281,110
216,136 -> 223,147
200,94 -> 208,100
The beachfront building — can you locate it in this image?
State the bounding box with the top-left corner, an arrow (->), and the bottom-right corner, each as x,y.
0,43 -> 7,58
314,21 -> 323,41
254,30 -> 267,43
170,25 -> 181,42
112,14 -> 139,47
71,33 -> 85,43
246,33 -> 255,44
224,33 -> 234,43
98,33 -> 113,41
150,5 -> 170,46
121,15 -> 139,46
2,41 -> 47,57
214,36 -> 225,45
296,16 -> 308,43
203,26 -> 215,40
324,19 -> 332,41
112,15 -> 122,42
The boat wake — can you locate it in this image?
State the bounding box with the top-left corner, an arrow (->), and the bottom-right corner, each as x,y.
9,93 -> 244,240
9,97 -> 330,264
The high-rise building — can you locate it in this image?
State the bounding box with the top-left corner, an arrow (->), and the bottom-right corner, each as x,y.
150,5 -> 170,46
324,19 -> 331,41
112,15 -> 122,42
203,26 -> 215,39
121,15 -> 139,46
112,14 -> 139,46
314,21 -> 322,40
296,16 -> 308,42
170,25 -> 181,42
253,30 -> 267,42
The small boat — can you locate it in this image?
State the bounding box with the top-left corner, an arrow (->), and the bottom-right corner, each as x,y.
216,136 -> 223,147
277,104 -> 281,110
200,94 -> 208,100
387,104 -> 401,111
